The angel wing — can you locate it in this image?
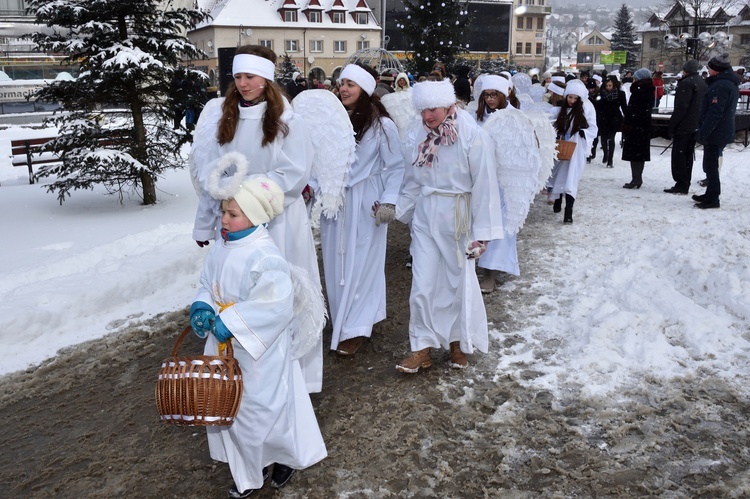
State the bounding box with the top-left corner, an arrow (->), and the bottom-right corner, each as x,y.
483,108 -> 543,235
188,97 -> 223,194
288,264 -> 327,360
292,89 -> 356,223
523,109 -> 557,187
381,91 -> 417,145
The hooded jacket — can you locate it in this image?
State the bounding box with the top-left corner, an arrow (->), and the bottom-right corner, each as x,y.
697,68 -> 740,145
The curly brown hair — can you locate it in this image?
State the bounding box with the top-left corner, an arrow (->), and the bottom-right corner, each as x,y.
217,45 -> 289,147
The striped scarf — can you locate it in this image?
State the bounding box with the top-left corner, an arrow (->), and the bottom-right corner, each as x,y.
413,106 -> 458,168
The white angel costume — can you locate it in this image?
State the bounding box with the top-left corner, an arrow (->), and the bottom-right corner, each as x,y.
547,80 -> 599,199
319,117 -> 405,349
189,97 -> 324,393
195,225 -> 327,492
396,89 -> 503,354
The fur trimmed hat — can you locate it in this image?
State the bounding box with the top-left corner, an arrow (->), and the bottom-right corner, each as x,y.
233,176 -> 285,226
411,79 -> 456,111
708,53 -> 731,72
480,75 -> 510,97
564,79 -> 588,100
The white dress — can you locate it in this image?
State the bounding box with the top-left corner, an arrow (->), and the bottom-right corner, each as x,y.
396,110 -> 504,353
194,226 -> 327,492
190,97 -> 324,393
319,117 -> 405,349
547,99 -> 599,198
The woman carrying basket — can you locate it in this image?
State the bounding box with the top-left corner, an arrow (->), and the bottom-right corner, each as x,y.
190,175 -> 327,498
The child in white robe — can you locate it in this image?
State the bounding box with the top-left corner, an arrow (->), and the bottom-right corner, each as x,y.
190,176 -> 327,498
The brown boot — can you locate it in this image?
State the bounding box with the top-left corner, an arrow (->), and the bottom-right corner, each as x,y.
336,336 -> 367,356
449,341 -> 468,369
480,270 -> 497,294
396,348 -> 431,373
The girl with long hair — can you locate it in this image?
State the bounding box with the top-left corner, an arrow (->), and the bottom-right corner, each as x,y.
597,75 -> 627,168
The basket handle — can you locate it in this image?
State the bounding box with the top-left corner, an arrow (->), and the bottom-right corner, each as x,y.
172,326 -> 235,357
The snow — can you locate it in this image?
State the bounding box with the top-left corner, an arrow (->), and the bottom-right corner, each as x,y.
1,120 -> 749,407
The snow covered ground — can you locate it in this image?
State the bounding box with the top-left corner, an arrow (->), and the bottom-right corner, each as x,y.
1,121 -> 749,410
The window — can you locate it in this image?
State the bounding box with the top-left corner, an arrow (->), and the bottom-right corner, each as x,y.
538,0 -> 544,4
517,16 -> 524,30
649,59 -> 656,71
536,42 -> 543,55
649,37 -> 658,49
356,12 -> 368,24
357,40 -> 370,50
526,17 -> 532,30
516,42 -> 523,54
332,11 -> 345,23
309,11 -> 322,23
259,39 -> 273,49
525,42 -> 532,54
334,40 -> 347,53
283,10 -> 297,22
741,34 -> 750,46
537,17 -> 544,30
310,40 -> 323,52
285,39 -> 299,52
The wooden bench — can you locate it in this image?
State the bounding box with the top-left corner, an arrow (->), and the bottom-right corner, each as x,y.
10,131 -> 133,184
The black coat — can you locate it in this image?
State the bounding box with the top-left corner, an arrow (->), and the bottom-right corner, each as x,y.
621,78 -> 655,162
668,72 -> 707,137
596,89 -> 627,136
697,68 -> 741,146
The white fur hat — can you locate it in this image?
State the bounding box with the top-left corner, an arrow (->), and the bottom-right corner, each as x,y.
411,79 -> 456,111
592,74 -> 603,83
234,176 -> 285,226
500,71 -> 514,89
480,75 -> 510,97
564,79 -> 588,100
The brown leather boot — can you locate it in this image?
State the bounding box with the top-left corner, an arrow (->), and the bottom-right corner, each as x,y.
396,348 -> 431,373
336,336 -> 367,356
449,341 -> 468,369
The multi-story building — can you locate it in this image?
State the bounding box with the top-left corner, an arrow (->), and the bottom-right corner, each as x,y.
638,0 -> 750,74
575,29 -> 612,72
510,0 -> 551,69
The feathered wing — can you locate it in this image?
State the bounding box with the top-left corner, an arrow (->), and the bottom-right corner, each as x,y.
381,91 -> 417,145
288,264 -> 327,360
523,109 -> 558,187
188,97 -> 224,194
291,89 -> 356,224
483,108 -> 543,235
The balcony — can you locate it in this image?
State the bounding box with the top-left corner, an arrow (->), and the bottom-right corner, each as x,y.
522,5 -> 552,15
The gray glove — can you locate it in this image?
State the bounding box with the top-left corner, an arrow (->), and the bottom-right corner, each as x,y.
374,203 -> 396,226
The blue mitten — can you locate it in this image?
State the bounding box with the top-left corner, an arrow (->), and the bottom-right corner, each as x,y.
212,316 -> 234,343
189,301 -> 215,339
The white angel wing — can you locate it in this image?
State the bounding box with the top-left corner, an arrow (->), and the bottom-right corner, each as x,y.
511,73 -> 533,97
292,89 -> 356,223
465,99 -> 478,119
288,264 -> 327,360
381,91 -> 418,145
188,97 -> 223,194
473,73 -> 488,102
483,108 -> 543,235
523,109 -> 558,187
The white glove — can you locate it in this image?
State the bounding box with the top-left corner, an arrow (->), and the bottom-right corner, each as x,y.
374,203 -> 396,227
466,240 -> 487,259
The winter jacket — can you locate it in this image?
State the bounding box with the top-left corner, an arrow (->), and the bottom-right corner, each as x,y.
697,68 -> 740,146
653,76 -> 664,100
668,72 -> 707,137
621,78 -> 655,162
596,89 -> 627,136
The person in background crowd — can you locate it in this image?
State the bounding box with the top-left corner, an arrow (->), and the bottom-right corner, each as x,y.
310,76 -> 322,89
701,70 -> 709,79
692,54 -> 740,209
374,71 -> 395,97
586,79 -> 601,163
622,70 -> 634,83
431,62 -> 447,80
286,71 -> 307,100
652,71 -> 665,108
453,65 -> 472,105
541,71 -> 552,87
323,79 -> 333,91
664,59 -> 707,195
597,75 -> 628,168
394,72 -> 410,92
621,68 -> 655,189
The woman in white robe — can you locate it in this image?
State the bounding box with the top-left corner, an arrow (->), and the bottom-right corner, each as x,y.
395,79 -> 504,372
319,64 -> 405,356
547,79 -> 598,224
190,177 -> 326,497
189,45 -> 323,393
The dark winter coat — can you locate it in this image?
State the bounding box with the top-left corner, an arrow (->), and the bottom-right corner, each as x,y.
696,68 -> 740,146
596,89 -> 627,137
668,72 -> 707,137
621,78 -> 655,162
453,66 -> 472,103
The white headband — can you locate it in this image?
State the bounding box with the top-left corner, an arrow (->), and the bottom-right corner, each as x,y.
338,64 -> 377,96
548,82 -> 565,96
551,75 -> 566,84
232,54 -> 276,81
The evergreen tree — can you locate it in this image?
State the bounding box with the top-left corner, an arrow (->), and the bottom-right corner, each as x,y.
26,0 -> 207,205
611,3 -> 638,70
397,0 -> 471,73
477,52 -> 509,74
279,53 -> 300,84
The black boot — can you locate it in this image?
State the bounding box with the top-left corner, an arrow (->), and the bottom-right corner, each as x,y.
563,194 -> 574,223
553,195 -> 562,213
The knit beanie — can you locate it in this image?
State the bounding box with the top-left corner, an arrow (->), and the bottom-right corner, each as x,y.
682,59 -> 701,74
708,54 -> 731,72
233,176 -> 285,226
633,68 -> 652,81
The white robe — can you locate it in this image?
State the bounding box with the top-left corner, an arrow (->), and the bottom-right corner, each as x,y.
190,98 -> 323,393
194,227 -> 327,492
396,110 -> 504,354
319,117 -> 405,349
547,99 -> 598,198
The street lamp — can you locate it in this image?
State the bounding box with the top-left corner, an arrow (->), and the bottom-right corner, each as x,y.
664,30 -> 730,59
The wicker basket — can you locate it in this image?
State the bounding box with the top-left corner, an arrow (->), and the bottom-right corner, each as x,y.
556,140 -> 577,161
155,326 -> 243,426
